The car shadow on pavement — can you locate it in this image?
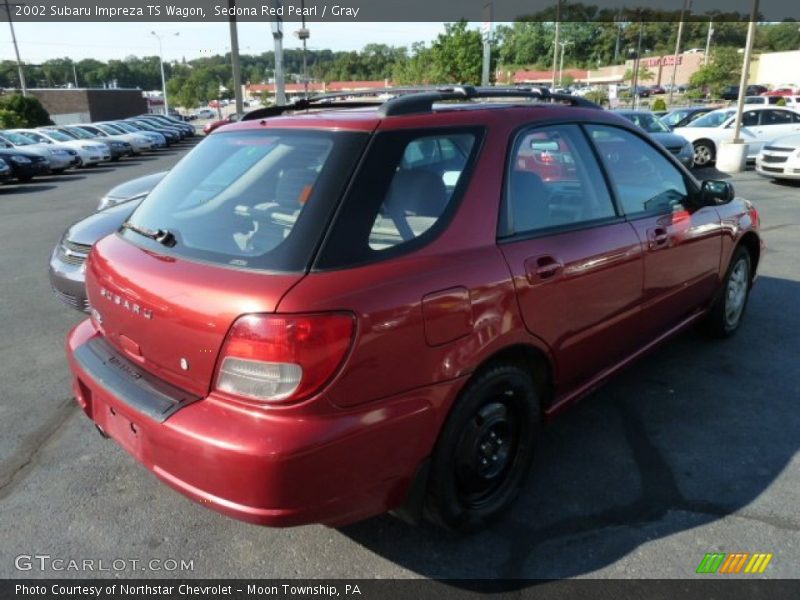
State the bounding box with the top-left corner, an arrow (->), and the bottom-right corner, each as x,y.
340,275 -> 799,581
768,178 -> 800,188
2,184 -> 57,194
41,175 -> 87,183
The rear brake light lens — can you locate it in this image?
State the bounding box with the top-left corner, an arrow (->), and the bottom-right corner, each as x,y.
215,313 -> 355,404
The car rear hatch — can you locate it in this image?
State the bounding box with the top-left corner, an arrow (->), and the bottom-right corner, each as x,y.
86,237 -> 302,397
84,126 -> 369,397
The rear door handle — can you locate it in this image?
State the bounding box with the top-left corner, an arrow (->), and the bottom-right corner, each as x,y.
524,255 -> 563,283
647,227 -> 669,249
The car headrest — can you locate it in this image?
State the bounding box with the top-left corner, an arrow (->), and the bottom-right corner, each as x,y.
386,169 -> 449,218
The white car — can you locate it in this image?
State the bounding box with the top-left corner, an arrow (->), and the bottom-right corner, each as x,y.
0,131 -> 75,172
72,123 -> 151,155
49,126 -> 114,164
194,108 -> 217,120
92,122 -> 156,152
743,95 -> 800,107
14,128 -> 106,167
674,106 -> 800,167
756,134 -> 800,181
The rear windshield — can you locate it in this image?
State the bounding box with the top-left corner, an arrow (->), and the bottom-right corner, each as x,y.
122,129 -> 367,272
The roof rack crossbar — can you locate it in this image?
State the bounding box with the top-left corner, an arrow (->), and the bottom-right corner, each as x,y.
378,86 -> 601,116
240,85 -> 601,122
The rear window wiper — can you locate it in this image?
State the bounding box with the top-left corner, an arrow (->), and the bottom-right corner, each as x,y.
121,221 -> 177,247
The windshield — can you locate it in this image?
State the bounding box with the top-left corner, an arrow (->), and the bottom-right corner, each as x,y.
111,122 -> 137,133
63,127 -> 93,139
1,132 -> 36,146
129,121 -> 155,131
41,129 -> 73,142
123,129 -> 368,272
95,124 -> 120,135
661,110 -> 690,126
16,131 -> 48,143
79,126 -> 106,137
620,112 -> 670,134
688,110 -> 734,128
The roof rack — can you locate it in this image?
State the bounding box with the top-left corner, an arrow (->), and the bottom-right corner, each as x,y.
240,85 -> 600,122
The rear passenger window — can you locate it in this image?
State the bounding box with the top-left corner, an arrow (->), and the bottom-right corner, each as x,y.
316,128 -> 482,269
504,124 -> 616,235
369,134 -> 475,250
587,125 -> 688,216
762,110 -> 793,125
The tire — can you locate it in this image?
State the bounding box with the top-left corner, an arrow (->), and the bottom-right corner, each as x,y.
424,363 -> 541,532
693,141 -> 715,167
51,169 -> 65,175
703,246 -> 752,338
18,176 -> 33,183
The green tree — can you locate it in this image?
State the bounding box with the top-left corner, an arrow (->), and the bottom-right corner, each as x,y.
623,64 -> 655,83
429,21 -> 485,84
689,46 -> 742,96
0,94 -> 52,126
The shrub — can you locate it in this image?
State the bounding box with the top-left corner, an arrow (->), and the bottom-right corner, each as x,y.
0,108 -> 24,128
585,90 -> 608,106
652,97 -> 667,111
776,97 -> 786,106
0,94 -> 53,127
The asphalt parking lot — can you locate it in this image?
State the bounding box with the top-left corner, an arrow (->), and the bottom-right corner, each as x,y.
0,145 -> 797,581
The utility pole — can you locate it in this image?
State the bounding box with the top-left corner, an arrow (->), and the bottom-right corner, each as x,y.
228,0 -> 244,114
732,1 -> 759,144
481,2 -> 493,87
550,0 -> 561,90
631,21 -> 644,109
667,0 -> 692,105
558,40 -> 573,87
72,63 -> 78,88
271,0 -> 286,105
614,11 -> 623,64
704,20 -> 714,65
295,0 -> 310,98
151,30 -> 179,115
3,0 -> 27,96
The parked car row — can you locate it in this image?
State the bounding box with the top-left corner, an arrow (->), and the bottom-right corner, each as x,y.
0,113 -> 195,185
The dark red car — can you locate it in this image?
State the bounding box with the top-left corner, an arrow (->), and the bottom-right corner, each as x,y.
203,112 -> 240,135
66,87 -> 762,531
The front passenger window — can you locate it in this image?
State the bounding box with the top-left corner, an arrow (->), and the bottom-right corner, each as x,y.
587,125 -> 689,216
505,124 -> 616,235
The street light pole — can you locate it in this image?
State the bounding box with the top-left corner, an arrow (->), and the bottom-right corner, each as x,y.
732,1 -> 759,144
704,20 -> 714,66
558,40 -> 573,87
667,0 -> 692,106
151,31 -> 179,115
228,0 -> 244,115
271,0 -> 286,105
550,0 -> 561,90
3,0 -> 27,96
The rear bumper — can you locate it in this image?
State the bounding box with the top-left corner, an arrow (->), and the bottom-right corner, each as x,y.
66,319 -> 458,527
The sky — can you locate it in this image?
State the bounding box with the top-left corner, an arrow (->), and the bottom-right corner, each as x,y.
6,22 -> 459,64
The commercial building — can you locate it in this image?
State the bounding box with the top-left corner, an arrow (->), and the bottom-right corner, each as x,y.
26,88 -> 147,125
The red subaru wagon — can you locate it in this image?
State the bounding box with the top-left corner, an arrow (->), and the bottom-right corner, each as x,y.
66,87 -> 762,531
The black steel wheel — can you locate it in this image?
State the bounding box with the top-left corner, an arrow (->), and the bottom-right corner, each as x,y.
424,363 -> 541,531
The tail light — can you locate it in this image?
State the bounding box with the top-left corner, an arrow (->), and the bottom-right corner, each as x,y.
214,313 -> 355,404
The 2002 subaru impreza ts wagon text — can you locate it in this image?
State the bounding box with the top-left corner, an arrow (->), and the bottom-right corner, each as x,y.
66,88 -> 762,531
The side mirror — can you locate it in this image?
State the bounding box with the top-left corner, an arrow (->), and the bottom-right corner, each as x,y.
701,180 -> 735,205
